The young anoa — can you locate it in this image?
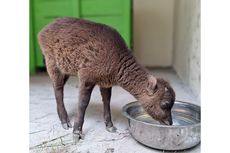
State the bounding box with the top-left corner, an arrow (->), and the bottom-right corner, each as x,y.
38,17 -> 176,140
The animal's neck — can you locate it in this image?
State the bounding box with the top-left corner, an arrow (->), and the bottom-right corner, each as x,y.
115,52 -> 149,99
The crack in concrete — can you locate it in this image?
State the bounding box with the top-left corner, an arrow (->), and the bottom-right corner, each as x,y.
30,133 -> 72,150
29,129 -> 47,135
97,133 -> 130,142
33,113 -> 54,121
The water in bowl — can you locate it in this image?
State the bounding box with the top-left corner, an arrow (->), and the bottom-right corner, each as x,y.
135,112 -> 197,126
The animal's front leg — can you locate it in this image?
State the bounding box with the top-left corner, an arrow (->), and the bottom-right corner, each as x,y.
100,87 -> 117,133
73,81 -> 95,142
46,61 -> 71,130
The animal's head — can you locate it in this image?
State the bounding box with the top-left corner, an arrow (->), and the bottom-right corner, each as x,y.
139,75 -> 175,125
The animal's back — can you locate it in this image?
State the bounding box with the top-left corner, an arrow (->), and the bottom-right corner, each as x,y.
38,17 -> 128,76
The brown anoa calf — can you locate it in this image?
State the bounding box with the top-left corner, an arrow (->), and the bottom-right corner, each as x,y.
38,17 -> 175,140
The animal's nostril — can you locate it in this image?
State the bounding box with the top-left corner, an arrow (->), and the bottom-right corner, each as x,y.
160,101 -> 170,109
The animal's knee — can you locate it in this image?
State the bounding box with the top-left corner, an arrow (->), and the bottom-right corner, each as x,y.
79,101 -> 89,108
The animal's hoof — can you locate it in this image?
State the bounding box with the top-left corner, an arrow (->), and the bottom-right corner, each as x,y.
106,126 -> 117,133
73,131 -> 84,144
67,121 -> 72,128
62,121 -> 72,130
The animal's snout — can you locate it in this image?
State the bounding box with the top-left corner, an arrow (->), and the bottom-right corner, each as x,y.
160,114 -> 173,126
168,114 -> 173,125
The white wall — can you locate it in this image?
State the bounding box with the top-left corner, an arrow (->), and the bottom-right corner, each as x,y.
173,0 -> 201,99
133,0 -> 174,67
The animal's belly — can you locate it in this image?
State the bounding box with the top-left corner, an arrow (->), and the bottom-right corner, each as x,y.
98,82 -> 113,88
96,76 -> 115,88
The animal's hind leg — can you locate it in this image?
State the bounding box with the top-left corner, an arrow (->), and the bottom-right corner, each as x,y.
100,87 -> 117,133
45,57 -> 72,130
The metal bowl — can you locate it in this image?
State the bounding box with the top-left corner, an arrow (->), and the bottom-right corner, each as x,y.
122,101 -> 200,151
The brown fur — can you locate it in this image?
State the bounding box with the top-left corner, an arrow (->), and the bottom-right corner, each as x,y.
140,78 -> 175,121
38,17 -> 176,135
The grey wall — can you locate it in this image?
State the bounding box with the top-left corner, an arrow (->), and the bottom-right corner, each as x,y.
132,0 -> 200,99
173,0 -> 200,100
133,0 -> 174,67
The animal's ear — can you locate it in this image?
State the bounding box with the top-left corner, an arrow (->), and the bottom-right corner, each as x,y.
146,75 -> 157,95
160,101 -> 171,109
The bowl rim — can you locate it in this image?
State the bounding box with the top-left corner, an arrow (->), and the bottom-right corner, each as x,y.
122,100 -> 201,128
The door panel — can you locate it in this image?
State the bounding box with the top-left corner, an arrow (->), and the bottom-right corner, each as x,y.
80,0 -> 123,16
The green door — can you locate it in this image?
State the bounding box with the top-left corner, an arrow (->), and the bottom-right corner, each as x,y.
30,0 -> 132,73
32,0 -> 80,68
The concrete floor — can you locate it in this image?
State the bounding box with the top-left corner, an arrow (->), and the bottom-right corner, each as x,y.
30,68 -> 200,153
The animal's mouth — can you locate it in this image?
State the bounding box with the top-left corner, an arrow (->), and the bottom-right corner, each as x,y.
159,120 -> 171,125
159,116 -> 173,126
